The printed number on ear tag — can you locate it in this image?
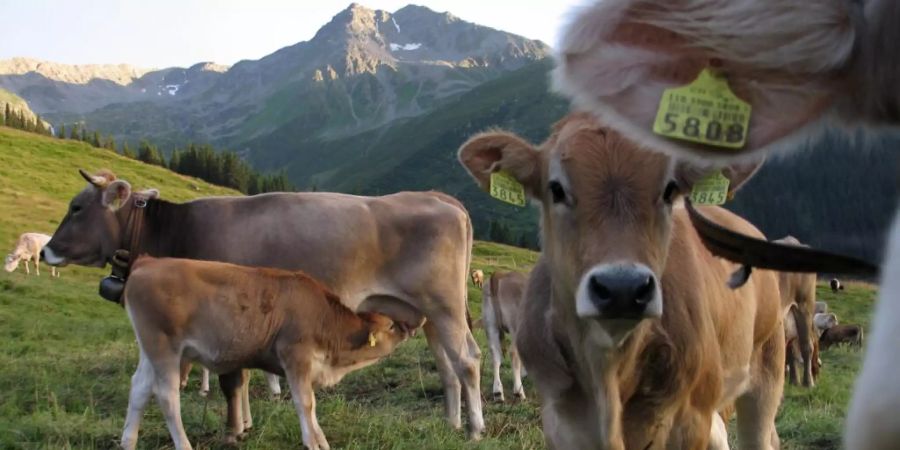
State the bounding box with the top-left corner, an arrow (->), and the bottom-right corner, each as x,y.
690,171 -> 730,206
368,333 -> 377,347
490,171 -> 526,207
653,68 -> 752,149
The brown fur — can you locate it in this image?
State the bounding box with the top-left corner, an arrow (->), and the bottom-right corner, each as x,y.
120,256 -> 409,450
820,324 -> 864,350
482,271 -> 529,401
459,113 -> 784,449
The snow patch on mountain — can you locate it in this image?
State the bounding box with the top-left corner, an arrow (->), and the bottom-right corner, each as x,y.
389,43 -> 421,51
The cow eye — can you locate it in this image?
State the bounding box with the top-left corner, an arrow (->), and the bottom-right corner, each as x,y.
70,204 -> 83,214
662,181 -> 679,205
548,180 -> 567,204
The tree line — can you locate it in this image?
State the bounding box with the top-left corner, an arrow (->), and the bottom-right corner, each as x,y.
0,104 -> 53,136
55,123 -> 294,195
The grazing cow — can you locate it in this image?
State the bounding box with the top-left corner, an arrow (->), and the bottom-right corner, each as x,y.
482,270 -> 529,401
551,2 -> 899,448
820,324 -> 865,351
830,278 -> 844,293
774,237 -> 818,387
120,256 -> 412,450
4,232 -> 57,277
459,113 -> 784,449
815,301 -> 828,315
42,170 -> 483,438
471,269 -> 485,289
784,305 -> 833,385
813,313 -> 839,336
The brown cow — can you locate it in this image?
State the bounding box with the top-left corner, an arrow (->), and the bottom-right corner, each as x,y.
119,256 -> 410,450
482,270 -> 529,401
784,305 -> 833,386
551,2 -> 899,448
820,324 -> 865,351
471,269 -> 485,289
774,236 -> 818,388
42,171 -> 484,438
459,113 -> 784,449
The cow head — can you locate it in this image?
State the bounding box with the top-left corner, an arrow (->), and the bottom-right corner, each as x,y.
43,170 -> 156,268
4,254 -> 19,272
360,312 -> 412,353
459,113 -> 759,344
553,0 -> 899,166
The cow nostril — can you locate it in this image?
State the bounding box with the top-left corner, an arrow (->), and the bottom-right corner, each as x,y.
590,276 -> 611,301
39,249 -> 46,260
634,276 -> 655,305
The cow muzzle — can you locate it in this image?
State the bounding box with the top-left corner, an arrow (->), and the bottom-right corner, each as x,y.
41,247 -> 67,267
576,263 -> 662,320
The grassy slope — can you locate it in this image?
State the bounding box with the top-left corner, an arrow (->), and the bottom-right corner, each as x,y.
0,127 -> 878,449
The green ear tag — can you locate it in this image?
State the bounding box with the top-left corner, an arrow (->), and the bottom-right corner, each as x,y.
653,68 -> 752,149
690,171 -> 730,206
490,171 -> 526,207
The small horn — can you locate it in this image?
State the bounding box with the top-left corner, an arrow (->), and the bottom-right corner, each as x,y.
685,200 -> 879,277
78,169 -> 103,186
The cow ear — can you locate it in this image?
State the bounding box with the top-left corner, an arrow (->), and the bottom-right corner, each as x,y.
675,157 -> 764,197
102,180 -> 132,209
458,131 -> 542,198
553,0 -> 854,163
137,189 -> 160,199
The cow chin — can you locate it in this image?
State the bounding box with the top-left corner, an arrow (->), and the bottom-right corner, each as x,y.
41,247 -> 68,267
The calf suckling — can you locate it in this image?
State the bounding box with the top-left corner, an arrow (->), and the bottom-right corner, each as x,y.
460,113 -> 784,449
120,256 -> 412,450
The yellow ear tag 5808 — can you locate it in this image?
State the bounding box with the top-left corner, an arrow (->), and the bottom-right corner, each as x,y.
690,171 -> 731,206
490,170 -> 526,207
653,68 -> 752,149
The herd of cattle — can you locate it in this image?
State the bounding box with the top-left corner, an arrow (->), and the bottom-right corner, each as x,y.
5,0 -> 900,449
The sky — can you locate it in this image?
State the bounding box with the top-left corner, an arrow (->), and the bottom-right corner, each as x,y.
1,0 -> 586,69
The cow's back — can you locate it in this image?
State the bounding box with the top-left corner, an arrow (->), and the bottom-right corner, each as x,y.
171,191 -> 469,309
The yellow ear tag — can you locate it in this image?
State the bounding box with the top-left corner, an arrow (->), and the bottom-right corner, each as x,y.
368,332 -> 377,347
489,170 -> 526,207
653,68 -> 752,149
690,171 -> 731,206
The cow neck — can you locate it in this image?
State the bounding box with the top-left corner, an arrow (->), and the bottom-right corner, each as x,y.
110,196 -> 148,276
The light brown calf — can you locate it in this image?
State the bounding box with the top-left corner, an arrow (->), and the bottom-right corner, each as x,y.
120,256 -> 410,450
482,271 -> 528,401
4,232 -> 57,276
459,113 -> 784,449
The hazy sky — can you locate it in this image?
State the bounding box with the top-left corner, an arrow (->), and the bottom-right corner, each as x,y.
1,0 -> 586,69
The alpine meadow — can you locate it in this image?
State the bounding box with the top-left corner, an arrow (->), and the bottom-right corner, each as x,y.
1,2 -> 895,450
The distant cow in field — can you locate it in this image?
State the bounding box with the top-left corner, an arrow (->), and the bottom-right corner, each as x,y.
4,233 -> 57,277
820,324 -> 865,351
813,313 -> 839,336
120,256 -> 413,450
471,269 -> 485,289
179,363 -> 282,399
785,307 -> 836,385
815,301 -> 828,315
830,279 -> 844,293
459,113 -> 784,449
482,271 -> 528,402
42,170 -> 482,438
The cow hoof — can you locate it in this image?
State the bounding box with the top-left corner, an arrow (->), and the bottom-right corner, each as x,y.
200,389 -> 209,397
514,391 -> 526,400
492,392 -> 505,402
468,428 -> 484,441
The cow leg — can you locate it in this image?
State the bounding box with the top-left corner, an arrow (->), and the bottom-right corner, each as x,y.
785,340 -> 799,386
793,308 -> 816,388
483,299 -> 505,401
179,360 -> 192,390
708,412 -> 730,450
23,260 -> 29,275
428,315 -> 485,439
219,370 -> 246,444
422,321 -> 462,430
735,326 -> 785,450
121,353 -> 154,450
510,344 -> 526,400
33,255 -> 40,276
265,371 -> 282,399
283,355 -> 329,450
200,367 -> 209,397
152,357 -> 192,450
241,369 -> 253,430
